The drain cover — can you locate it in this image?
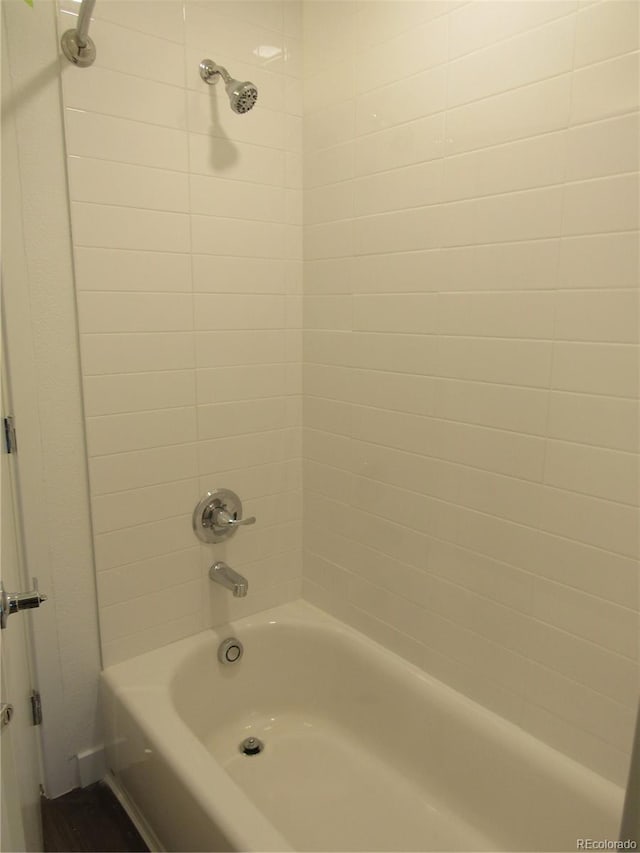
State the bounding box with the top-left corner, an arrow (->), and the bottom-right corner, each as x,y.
240,736 -> 264,756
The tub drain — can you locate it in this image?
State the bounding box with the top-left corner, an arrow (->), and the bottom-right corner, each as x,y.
240,736 -> 264,756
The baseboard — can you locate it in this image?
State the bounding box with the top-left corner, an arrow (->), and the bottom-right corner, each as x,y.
102,772 -> 164,852
76,745 -> 107,788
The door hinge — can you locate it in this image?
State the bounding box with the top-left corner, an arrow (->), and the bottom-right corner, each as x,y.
30,690 -> 42,726
3,416 -> 17,454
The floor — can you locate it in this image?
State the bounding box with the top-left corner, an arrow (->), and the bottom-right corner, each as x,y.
41,781 -> 149,852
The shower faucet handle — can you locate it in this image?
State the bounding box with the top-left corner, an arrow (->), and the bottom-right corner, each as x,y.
193,488 -> 257,544
212,508 -> 256,529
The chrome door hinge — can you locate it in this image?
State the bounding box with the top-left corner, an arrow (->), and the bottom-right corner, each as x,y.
30,690 -> 42,726
0,703 -> 14,729
3,416 -> 17,454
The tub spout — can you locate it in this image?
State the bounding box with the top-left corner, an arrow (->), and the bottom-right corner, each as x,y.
209,561 -> 248,597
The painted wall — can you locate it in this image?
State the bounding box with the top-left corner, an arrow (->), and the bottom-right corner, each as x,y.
302,0 -> 639,785
2,0 -> 102,796
55,0 -> 303,666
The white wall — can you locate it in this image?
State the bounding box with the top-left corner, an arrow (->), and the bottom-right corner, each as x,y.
2,0 -> 102,797
55,0 -> 303,666
302,0 -> 640,786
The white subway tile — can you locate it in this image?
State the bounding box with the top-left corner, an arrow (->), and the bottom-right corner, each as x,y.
81,332 -> 196,375
574,0 -> 639,68
198,430 -> 290,476
427,539 -> 533,614
189,174 -> 285,222
441,240 -> 560,292
355,160 -> 444,215
304,182 -> 355,226
305,100 -> 356,151
97,548 -> 201,608
447,16 -> 575,108
89,444 -> 198,496
558,233 -> 639,289
527,618 -> 640,708
562,174 -> 639,236
443,133 -> 566,201
191,215 -> 287,259
192,255 -> 286,294
539,486 -> 639,558
196,330 -> 286,366
432,418 -> 547,482
61,65 -> 187,130
437,337 -> 553,388
551,342 -> 639,397
303,296 -> 353,330
354,113 -> 446,176
67,157 -> 190,212
544,440 -> 638,506
354,14 -> 448,94
305,142 -> 355,188
446,75 -> 571,155
187,90 -> 286,150
449,1 -> 577,60
571,53 -> 640,125
353,294 -> 438,334
102,612 -> 204,667
64,109 -> 189,172
71,203 -> 190,253
442,187 -> 564,247
547,391 -> 638,453
197,398 -> 289,440
78,293 -> 193,333
434,378 -> 549,436
86,0 -> 186,44
83,371 -> 196,417
355,1 -> 448,52
74,248 -> 191,293
355,65 -> 446,136
356,206 -> 443,255
100,579 -> 202,644
189,132 -> 285,186
554,289 -> 638,344
82,17 -> 186,87
565,113 -> 639,182
194,294 -> 285,330
438,292 -> 556,339
521,704 -> 629,786
92,480 -> 200,535
86,407 -> 197,456
185,3 -> 285,70
196,364 -> 287,404
524,661 -> 636,752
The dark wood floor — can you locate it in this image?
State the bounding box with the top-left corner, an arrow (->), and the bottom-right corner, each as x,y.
41,781 -> 149,852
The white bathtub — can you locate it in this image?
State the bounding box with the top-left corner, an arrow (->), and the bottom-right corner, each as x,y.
101,600 -> 624,852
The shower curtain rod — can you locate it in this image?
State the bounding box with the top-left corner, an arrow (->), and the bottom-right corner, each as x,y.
60,0 -> 97,67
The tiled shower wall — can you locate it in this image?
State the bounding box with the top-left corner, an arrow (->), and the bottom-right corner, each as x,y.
302,0 -> 639,784
57,0 -> 303,666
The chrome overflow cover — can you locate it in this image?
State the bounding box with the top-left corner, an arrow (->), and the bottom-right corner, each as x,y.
240,736 -> 264,756
193,488 -> 256,543
218,637 -> 243,664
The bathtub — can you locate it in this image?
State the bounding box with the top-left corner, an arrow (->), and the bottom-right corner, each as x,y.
101,600 -> 624,852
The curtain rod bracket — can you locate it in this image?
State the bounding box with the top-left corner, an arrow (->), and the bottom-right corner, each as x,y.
60,0 -> 97,67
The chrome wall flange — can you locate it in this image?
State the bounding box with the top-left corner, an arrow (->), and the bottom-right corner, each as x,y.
193,488 -> 256,544
60,29 -> 96,67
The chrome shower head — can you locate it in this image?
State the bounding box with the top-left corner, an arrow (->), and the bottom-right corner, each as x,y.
200,59 -> 258,114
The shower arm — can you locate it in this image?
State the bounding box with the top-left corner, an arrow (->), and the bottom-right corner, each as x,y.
60,0 -> 97,67
200,60 -> 232,86
75,0 -> 96,49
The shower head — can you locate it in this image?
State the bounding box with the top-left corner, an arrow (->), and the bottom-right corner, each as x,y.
200,59 -> 258,114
